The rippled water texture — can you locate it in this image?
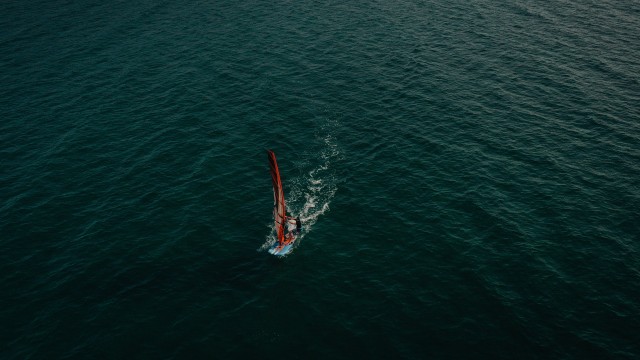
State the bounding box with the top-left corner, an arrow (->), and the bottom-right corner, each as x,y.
1,0 -> 639,358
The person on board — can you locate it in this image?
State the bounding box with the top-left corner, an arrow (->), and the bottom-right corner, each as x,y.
287,216 -> 302,235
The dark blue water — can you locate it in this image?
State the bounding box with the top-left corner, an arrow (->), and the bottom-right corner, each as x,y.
2,0 -> 639,358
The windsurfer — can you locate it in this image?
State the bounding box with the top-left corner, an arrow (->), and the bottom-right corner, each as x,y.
287,216 -> 302,235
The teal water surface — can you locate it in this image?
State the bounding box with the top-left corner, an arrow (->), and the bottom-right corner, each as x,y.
2,0 -> 639,358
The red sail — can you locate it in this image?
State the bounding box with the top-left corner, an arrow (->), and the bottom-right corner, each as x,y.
267,150 -> 286,244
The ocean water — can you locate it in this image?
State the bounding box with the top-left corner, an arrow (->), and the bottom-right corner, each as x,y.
2,0 -> 639,358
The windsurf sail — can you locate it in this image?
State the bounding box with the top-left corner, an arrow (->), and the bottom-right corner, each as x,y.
267,150 -> 286,245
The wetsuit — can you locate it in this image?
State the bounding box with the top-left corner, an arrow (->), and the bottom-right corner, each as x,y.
295,217 -> 302,234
